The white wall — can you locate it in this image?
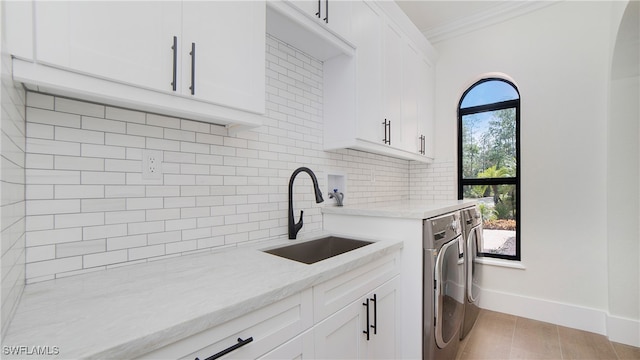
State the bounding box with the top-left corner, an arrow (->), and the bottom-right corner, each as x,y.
432,0 -> 636,342
22,35 -> 410,283
607,0 -> 639,346
0,2 -> 27,339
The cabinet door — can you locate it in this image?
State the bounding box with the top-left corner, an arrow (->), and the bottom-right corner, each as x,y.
181,1 -> 265,113
382,20 -> 403,148
35,1 -> 180,93
137,290 -> 312,360
401,41 -> 420,154
417,56 -> 435,158
260,330 -> 314,360
352,0 -> 384,144
314,299 -> 367,359
289,0 -> 352,41
366,276 -> 401,360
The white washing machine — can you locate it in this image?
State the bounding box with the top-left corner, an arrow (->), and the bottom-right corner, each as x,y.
460,206 -> 483,339
423,211 -> 465,359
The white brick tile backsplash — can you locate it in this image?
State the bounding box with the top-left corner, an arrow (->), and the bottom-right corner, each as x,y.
83,250 -> 127,268
56,239 -> 106,258
26,257 -> 83,279
55,212 -> 104,229
26,228 -> 82,247
26,154 -> 54,169
146,113 -> 180,129
105,210 -> 145,225
27,92 -> 54,110
23,35 -> 419,281
55,185 -> 104,199
147,231 -> 181,245
27,107 -> 81,128
128,244 -> 165,261
128,221 -> 164,236
26,199 -> 80,215
27,138 -> 80,156
105,133 -> 145,148
55,97 -> 104,118
107,234 -> 147,251
26,185 -> 54,200
55,155 -> 104,171
27,123 -> 54,139
55,127 -> 104,145
26,245 -> 56,263
83,171 -> 126,185
82,116 -> 126,134
105,107 -> 145,124
81,144 -> 126,159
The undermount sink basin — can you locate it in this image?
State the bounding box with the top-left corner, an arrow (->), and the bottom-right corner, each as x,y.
264,236 -> 373,264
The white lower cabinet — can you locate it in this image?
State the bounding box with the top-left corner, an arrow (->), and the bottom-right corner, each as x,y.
259,330 -> 314,360
136,289 -> 313,360
137,251 -> 400,359
314,276 -> 400,359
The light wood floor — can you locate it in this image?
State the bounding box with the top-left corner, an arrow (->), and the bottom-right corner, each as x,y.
456,309 -> 640,360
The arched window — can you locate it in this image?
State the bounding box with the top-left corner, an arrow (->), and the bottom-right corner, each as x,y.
458,78 -> 520,261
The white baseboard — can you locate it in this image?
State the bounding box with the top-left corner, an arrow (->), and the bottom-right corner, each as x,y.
607,314 -> 640,347
479,288 -> 640,347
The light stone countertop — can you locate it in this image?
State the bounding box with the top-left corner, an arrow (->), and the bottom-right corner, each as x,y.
321,199 -> 477,219
3,232 -> 403,360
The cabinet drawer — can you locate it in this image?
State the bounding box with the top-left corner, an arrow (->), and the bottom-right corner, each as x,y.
313,251 -> 400,322
137,289 -> 313,360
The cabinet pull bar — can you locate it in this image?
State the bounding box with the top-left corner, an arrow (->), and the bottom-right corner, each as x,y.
189,42 -> 196,95
388,120 -> 391,145
171,36 -> 177,91
371,294 -> 377,335
196,337 -> 253,360
315,0 -> 321,18
363,298 -> 370,341
324,0 -> 328,23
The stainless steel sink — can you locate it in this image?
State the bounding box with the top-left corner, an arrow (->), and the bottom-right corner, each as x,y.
264,236 -> 373,264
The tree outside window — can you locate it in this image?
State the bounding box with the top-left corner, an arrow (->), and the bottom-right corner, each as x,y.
458,79 -> 520,260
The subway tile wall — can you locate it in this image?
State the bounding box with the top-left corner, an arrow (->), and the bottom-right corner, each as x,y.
23,35 -> 411,282
1,52 -> 26,337
409,160 -> 456,201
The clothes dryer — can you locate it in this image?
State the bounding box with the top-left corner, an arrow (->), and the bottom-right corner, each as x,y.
460,206 -> 483,339
423,211 -> 465,359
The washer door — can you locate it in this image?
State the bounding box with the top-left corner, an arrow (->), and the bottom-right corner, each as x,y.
434,236 -> 465,348
467,225 -> 483,303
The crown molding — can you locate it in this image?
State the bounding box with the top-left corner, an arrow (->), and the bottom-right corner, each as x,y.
424,1 -> 560,44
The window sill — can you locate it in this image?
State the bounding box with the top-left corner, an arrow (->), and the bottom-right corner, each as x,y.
476,257 -> 526,270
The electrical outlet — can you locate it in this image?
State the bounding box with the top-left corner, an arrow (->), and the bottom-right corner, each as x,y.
142,150 -> 162,180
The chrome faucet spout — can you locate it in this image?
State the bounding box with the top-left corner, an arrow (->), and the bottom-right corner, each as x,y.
288,167 -> 324,239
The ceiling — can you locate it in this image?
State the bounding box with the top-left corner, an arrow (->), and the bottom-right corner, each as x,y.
394,1 -> 549,43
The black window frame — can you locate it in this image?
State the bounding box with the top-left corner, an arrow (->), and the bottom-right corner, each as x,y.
457,78 -> 521,261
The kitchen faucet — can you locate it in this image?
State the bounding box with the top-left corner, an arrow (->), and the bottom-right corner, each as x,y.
288,167 -> 324,239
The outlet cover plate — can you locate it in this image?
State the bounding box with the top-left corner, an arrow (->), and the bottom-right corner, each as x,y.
142,150 -> 163,180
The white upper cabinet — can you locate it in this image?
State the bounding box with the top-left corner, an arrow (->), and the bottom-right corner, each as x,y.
288,0 -> 352,42
182,1 -> 265,113
15,1 -> 265,129
324,0 -> 436,163
35,1 -> 181,93
417,56 -> 435,158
